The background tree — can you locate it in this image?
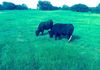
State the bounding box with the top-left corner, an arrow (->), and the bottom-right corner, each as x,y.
37,1 -> 53,10
15,4 -> 28,10
2,1 -> 16,10
61,5 -> 70,10
70,4 -> 89,12
91,3 -> 100,13
89,7 -> 96,13
0,4 -> 4,10
21,4 -> 28,9
0,1 -> 28,10
52,6 -> 61,10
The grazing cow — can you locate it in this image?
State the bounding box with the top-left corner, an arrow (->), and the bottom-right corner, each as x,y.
49,23 -> 74,42
35,20 -> 53,36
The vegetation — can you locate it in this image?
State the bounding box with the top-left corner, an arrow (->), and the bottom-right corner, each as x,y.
37,1 -> 86,11
70,4 -> 89,12
90,3 -> 100,13
37,1 -> 100,14
0,10 -> 100,70
2,1 -> 16,10
61,5 -> 70,10
0,1 -> 28,10
0,4 -> 4,10
15,4 -> 28,10
37,1 -> 60,10
1,1 -> 100,14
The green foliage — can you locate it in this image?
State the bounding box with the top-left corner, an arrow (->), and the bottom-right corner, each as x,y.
0,10 -> 100,70
0,4 -> 4,10
37,1 -> 60,10
2,1 -> 16,10
15,4 -> 28,10
61,5 -> 70,10
37,1 -> 53,10
0,1 -> 28,10
90,3 -> 100,13
70,4 -> 89,12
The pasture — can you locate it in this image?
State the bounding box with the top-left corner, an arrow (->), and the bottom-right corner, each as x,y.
0,10 -> 100,70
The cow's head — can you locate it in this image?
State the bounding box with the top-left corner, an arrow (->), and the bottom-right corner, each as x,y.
35,30 -> 39,36
48,31 -> 53,38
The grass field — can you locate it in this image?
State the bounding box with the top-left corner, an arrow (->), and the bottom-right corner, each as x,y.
0,10 -> 100,70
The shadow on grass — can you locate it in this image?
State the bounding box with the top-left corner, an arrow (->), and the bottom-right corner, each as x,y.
38,32 -> 49,36
35,32 -> 80,42
59,35 -> 80,42
71,35 -> 81,42
5,18 -> 15,21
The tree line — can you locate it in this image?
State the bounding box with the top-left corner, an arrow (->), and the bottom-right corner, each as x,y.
37,1 -> 100,13
1,1 -> 100,14
0,1 -> 28,10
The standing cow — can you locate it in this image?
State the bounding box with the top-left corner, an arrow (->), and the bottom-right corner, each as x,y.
49,23 -> 74,42
35,20 -> 53,36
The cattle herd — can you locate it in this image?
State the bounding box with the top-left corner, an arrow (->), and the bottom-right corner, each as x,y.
35,20 -> 74,42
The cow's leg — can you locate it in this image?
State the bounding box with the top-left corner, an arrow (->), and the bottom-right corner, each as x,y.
58,34 -> 61,40
50,34 -> 53,38
49,31 -> 53,38
50,33 -> 53,38
41,30 -> 44,35
55,33 -> 61,40
55,34 -> 58,40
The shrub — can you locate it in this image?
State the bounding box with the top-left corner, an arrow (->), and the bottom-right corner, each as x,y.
70,4 -> 89,12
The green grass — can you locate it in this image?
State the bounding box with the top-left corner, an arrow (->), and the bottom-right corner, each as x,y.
0,10 -> 100,70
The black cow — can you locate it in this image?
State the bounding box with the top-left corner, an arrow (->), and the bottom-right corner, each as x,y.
49,23 -> 74,41
35,20 -> 53,36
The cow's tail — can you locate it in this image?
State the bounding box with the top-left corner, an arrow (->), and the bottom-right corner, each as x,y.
68,35 -> 72,42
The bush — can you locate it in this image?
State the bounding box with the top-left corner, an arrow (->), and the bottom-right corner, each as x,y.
15,4 -> 28,10
37,1 -> 53,10
61,5 -> 70,10
37,1 -> 60,10
2,2 -> 16,10
90,3 -> 100,13
70,4 -> 89,12
0,4 -> 4,10
0,1 -> 28,10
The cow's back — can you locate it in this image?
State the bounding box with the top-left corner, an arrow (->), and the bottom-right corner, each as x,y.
51,23 -> 74,35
